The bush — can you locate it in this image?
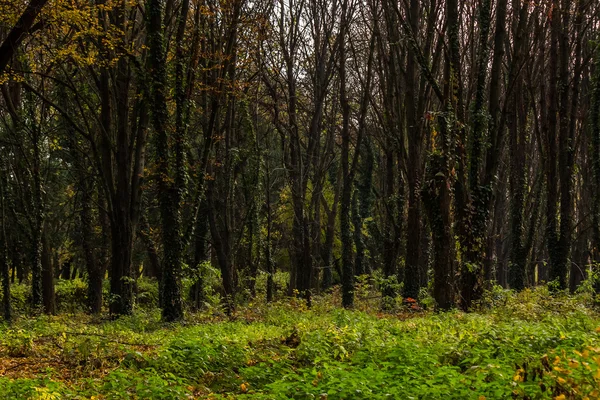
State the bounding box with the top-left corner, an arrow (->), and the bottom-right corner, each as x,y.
136,277 -> 159,309
10,283 -> 29,315
55,279 -> 88,313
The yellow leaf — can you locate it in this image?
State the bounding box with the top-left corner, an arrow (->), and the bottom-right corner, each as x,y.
554,356 -> 561,365
583,350 -> 590,358
513,371 -> 523,382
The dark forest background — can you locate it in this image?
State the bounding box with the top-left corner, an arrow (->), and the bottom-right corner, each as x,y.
1,0 -> 600,321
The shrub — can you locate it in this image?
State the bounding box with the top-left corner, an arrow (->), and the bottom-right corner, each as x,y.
55,279 -> 88,313
10,283 -> 29,315
136,277 -> 159,309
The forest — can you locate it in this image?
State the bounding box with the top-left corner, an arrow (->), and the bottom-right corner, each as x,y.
1,0 -> 600,398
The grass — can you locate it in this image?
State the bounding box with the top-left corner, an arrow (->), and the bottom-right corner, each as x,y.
1,285 -> 600,399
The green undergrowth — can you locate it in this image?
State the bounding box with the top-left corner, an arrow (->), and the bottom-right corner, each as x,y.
1,287 -> 600,399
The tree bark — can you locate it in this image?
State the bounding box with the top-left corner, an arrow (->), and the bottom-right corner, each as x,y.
147,0 -> 184,321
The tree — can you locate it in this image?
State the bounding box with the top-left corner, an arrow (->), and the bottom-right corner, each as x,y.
0,0 -> 48,73
146,0 -> 183,322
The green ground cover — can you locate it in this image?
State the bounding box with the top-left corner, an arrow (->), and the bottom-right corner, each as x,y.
1,285 -> 599,399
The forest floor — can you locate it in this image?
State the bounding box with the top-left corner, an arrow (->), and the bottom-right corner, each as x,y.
1,286 -> 600,399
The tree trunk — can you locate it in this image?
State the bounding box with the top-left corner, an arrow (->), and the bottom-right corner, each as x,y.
457,0 -> 492,310
508,86 -> 527,290
265,155 -> 275,302
321,167 -> 342,291
109,213 -> 134,316
41,229 -> 55,315
340,0 -> 354,308
591,43 -> 600,290
147,0 -> 184,321
0,165 -> 11,322
81,177 -> 102,313
403,0 -> 424,301
381,147 -> 398,306
189,201 -> 208,309
423,149 -> 455,311
31,118 -> 43,312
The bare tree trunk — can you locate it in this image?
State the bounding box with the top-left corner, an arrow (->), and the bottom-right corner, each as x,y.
403,0 -> 424,301
41,229 -> 55,315
0,163 -> 11,321
591,42 -> 600,290
339,0 -> 353,308
30,103 -> 44,312
81,177 -> 102,313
